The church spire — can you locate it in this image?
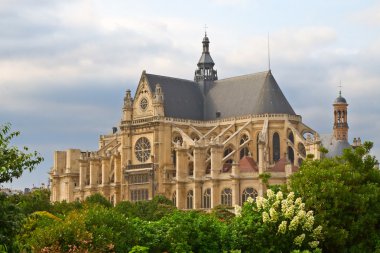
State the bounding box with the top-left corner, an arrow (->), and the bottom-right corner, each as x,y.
194,32 -> 218,85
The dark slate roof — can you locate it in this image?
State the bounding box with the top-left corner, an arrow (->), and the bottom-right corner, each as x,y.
145,73 -> 204,120
198,53 -> 215,66
334,95 -> 347,104
204,70 -> 296,119
320,133 -> 352,158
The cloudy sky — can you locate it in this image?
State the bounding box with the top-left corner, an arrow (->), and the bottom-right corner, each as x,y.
1,0 -> 379,190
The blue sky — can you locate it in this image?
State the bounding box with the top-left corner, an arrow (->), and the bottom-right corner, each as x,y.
1,0 -> 380,189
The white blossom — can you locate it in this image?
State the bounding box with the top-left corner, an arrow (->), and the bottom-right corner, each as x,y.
262,211 -> 270,223
269,207 -> 278,222
289,216 -> 300,231
246,196 -> 254,204
312,225 -> 323,239
308,240 -> 319,248
276,191 -> 283,201
277,221 -> 287,234
266,189 -> 275,200
234,205 -> 242,217
293,234 -> 306,247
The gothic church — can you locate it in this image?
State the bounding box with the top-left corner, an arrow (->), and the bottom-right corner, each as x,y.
50,34 -> 329,208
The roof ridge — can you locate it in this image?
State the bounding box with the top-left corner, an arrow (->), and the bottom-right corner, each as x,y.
217,70 -> 270,82
145,73 -> 196,84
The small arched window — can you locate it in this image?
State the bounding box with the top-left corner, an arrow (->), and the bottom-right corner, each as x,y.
187,190 -> 193,209
172,191 -> 176,206
173,135 -> 183,145
273,132 -> 280,162
240,147 -> 250,159
256,133 -> 260,161
298,143 -> 306,157
288,146 -> 295,165
203,188 -> 211,209
240,134 -> 249,145
288,131 -> 294,144
221,188 -> 232,206
205,163 -> 211,174
242,187 -> 258,203
188,162 -> 194,176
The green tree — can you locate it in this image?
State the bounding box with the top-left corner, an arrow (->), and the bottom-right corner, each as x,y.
0,123 -> 43,183
290,141 -> 380,252
115,195 -> 175,221
85,193 -> 112,208
0,193 -> 24,252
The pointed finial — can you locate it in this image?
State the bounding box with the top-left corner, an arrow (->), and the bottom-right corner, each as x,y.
204,24 -> 208,36
338,81 -> 342,97
267,33 -> 271,71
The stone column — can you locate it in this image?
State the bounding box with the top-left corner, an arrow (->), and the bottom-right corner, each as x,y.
176,146 -> 188,209
210,144 -> 223,179
89,158 -> 99,187
79,160 -> 87,189
231,164 -> 240,206
193,182 -> 203,209
101,157 -> 110,185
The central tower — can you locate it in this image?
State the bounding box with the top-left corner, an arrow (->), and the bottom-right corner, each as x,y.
194,33 -> 218,94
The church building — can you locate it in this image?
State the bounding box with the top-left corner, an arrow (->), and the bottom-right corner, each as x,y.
50,34 -> 325,208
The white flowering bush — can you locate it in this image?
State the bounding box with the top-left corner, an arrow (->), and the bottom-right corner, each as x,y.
230,190 -> 323,252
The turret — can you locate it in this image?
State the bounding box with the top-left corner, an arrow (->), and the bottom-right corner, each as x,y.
194,33 -> 218,94
153,83 -> 164,116
333,90 -> 349,141
122,89 -> 133,121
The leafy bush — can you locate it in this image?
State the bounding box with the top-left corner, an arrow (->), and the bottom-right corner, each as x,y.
229,190 -> 323,252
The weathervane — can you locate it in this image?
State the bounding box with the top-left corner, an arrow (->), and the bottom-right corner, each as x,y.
204,24 -> 208,36
338,81 -> 342,96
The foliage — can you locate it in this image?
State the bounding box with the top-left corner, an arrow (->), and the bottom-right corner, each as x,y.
114,195 -> 175,221
0,193 -> 24,252
19,206 -> 138,253
230,190 -> 323,252
134,210 -> 227,252
85,193 -> 112,208
8,189 -> 51,215
290,141 -> 380,252
0,123 -> 43,183
211,205 -> 235,222
128,245 -> 149,253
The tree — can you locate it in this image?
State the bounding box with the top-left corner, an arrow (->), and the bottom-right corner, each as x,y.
0,123 -> 43,183
290,141 -> 380,252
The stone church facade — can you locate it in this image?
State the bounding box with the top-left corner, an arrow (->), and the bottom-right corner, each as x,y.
50,34 -> 322,208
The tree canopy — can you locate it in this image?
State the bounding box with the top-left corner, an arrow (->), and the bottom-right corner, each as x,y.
290,141 -> 380,252
0,123 -> 43,183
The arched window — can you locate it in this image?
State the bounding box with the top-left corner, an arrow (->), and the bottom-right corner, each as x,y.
172,191 -> 176,206
221,188 -> 232,206
288,131 -> 294,144
240,147 -> 250,159
240,134 -> 249,145
256,133 -> 260,162
191,133 -> 199,141
298,143 -> 306,157
242,187 -> 258,203
203,188 -> 211,209
187,190 -> 193,209
172,150 -> 176,166
173,135 -> 183,145
224,146 -> 234,166
273,132 -> 280,162
288,146 -> 294,165
205,163 -> 211,174
188,162 -> 194,176
298,158 -> 303,167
